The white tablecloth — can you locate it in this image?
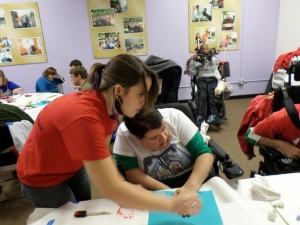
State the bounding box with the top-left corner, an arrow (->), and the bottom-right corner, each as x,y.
0,93 -> 63,120
27,173 -> 300,225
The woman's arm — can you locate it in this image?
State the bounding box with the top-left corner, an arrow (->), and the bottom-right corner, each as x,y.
13,87 -> 23,94
8,81 -> 23,94
125,168 -> 171,190
84,156 -> 201,214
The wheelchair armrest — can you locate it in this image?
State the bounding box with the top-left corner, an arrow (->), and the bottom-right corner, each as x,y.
209,138 -> 244,179
208,138 -> 227,160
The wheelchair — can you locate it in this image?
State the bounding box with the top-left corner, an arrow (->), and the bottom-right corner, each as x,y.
117,103 -> 244,182
144,55 -> 182,104
253,86 -> 300,176
250,61 -> 300,177
153,103 -> 244,180
187,60 -> 231,125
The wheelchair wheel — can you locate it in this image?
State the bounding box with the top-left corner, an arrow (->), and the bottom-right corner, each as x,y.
215,94 -> 227,123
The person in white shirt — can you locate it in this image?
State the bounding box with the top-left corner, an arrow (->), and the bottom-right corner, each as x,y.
113,108 -> 214,191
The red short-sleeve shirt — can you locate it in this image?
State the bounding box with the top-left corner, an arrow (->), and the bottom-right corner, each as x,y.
17,90 -> 116,187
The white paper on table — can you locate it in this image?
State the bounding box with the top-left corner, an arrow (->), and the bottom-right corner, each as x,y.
219,201 -> 266,225
31,198 -> 148,225
200,177 -> 287,225
227,174 -> 300,225
200,177 -> 245,204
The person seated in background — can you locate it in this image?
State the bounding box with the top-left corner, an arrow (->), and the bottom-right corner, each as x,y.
0,69 -> 23,97
244,104 -> 300,160
70,66 -> 91,91
68,59 -> 86,90
188,44 -> 221,125
35,67 -> 64,93
113,107 -> 214,190
69,59 -> 82,70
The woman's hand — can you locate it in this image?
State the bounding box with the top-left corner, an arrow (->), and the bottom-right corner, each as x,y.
169,187 -> 201,216
13,88 -> 23,94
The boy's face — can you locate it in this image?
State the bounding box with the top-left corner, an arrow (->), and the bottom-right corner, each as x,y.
139,122 -> 169,151
71,74 -> 80,86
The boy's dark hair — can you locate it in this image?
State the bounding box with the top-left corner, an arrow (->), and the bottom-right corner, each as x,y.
124,108 -> 163,139
69,59 -> 82,67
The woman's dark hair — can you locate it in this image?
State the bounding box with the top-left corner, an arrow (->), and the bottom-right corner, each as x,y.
42,67 -> 57,78
124,108 -> 163,139
89,54 -> 159,114
0,70 -> 8,86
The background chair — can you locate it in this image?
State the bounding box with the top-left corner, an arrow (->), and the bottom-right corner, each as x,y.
153,103 -> 244,179
144,55 -> 182,104
0,123 -> 19,202
0,104 -> 34,202
56,83 -> 64,94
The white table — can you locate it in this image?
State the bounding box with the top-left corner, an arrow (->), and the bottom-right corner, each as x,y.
0,93 -> 63,120
27,173 -> 300,225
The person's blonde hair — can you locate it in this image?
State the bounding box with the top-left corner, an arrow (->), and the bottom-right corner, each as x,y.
0,70 -> 8,86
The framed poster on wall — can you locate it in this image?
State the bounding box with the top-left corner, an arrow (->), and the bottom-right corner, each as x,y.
0,2 -> 47,66
188,0 -> 241,52
87,0 -> 148,59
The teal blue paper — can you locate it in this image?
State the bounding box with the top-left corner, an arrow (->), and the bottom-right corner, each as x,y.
32,100 -> 50,107
148,190 -> 223,225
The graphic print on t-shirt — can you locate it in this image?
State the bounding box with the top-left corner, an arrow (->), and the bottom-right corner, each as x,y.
143,144 -> 193,181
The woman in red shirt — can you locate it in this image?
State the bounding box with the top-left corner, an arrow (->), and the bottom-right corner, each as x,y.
17,54 -> 201,216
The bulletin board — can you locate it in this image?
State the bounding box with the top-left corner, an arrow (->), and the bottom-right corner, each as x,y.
188,0 -> 241,52
0,2 -> 47,66
87,0 -> 148,59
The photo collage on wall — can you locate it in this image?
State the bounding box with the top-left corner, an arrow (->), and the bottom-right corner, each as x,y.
88,0 -> 147,59
189,0 -> 240,52
0,3 -> 47,66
